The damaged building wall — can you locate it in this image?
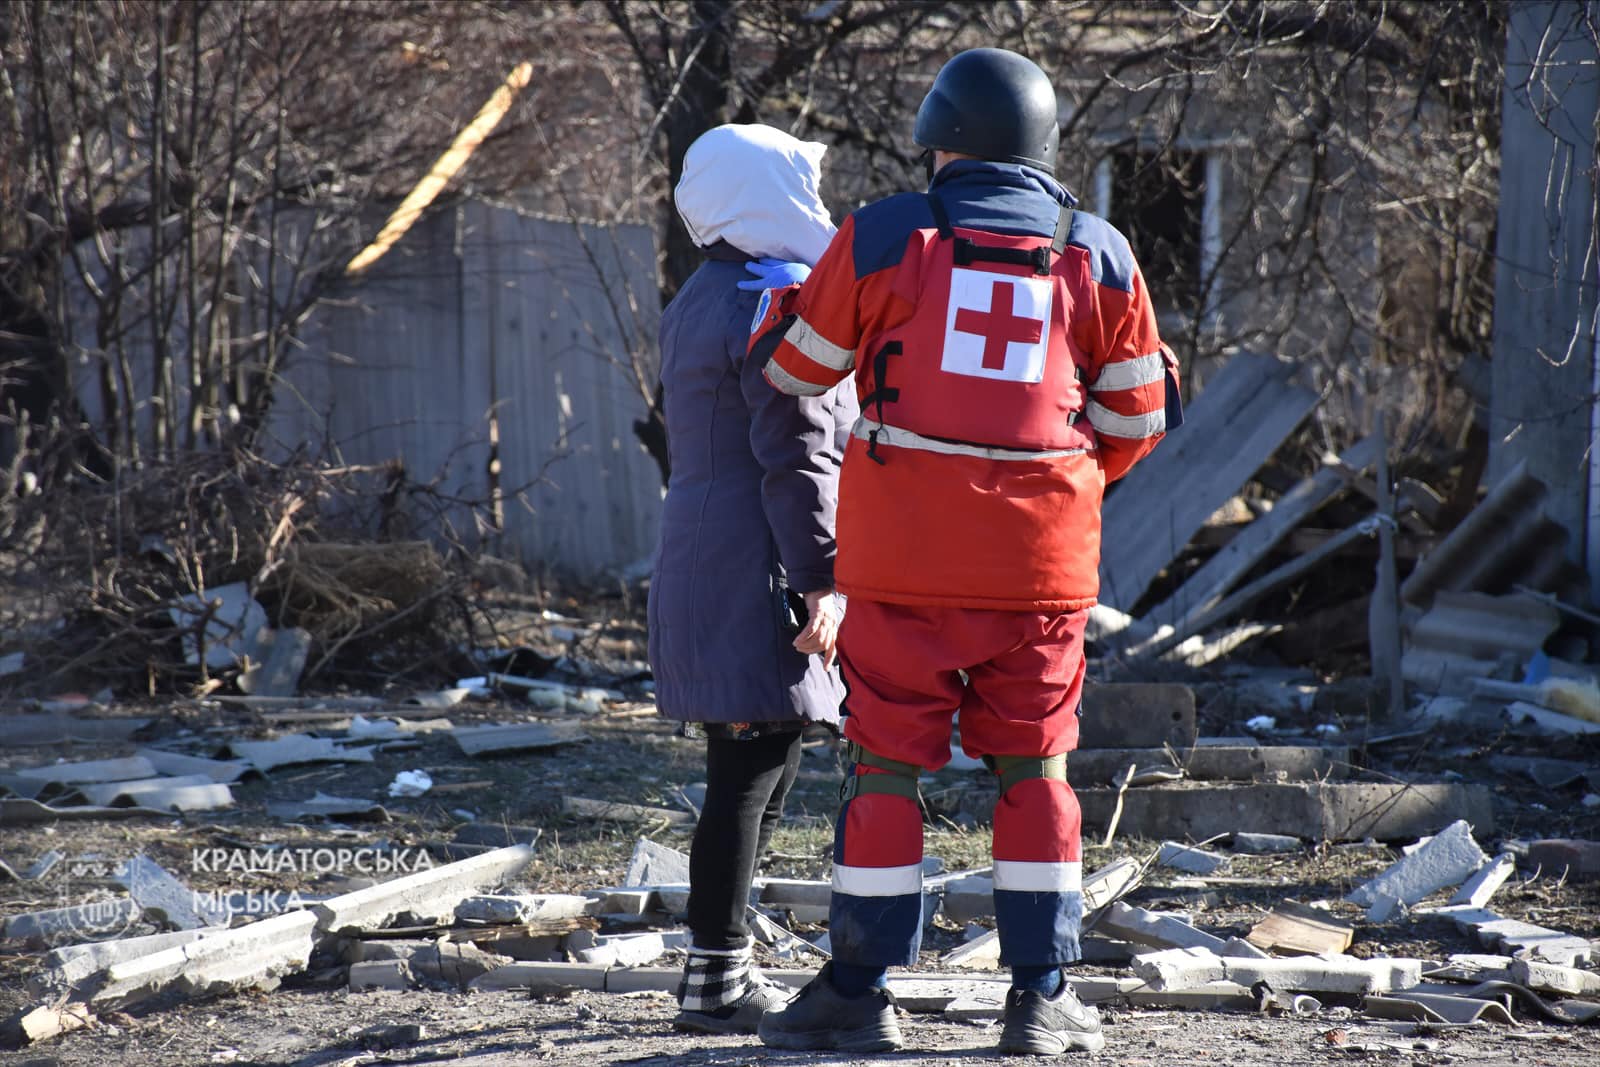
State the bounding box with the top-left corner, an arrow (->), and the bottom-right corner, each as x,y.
1489,1 -> 1600,600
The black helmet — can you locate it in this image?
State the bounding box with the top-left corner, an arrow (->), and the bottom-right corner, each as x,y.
914,48 -> 1060,174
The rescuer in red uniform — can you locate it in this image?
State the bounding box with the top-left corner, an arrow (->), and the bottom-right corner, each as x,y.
748,48 -> 1179,1056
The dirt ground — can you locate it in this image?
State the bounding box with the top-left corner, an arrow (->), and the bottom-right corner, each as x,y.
3,578 -> 1599,1067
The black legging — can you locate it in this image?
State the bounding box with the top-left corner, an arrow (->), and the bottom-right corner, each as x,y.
686,730 -> 804,950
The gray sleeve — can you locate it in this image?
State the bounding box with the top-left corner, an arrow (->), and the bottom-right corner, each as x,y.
736,320 -> 842,594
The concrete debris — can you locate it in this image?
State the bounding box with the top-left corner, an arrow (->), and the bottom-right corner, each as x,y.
1157,841 -> 1230,875
451,722 -> 590,756
1245,901 -> 1354,956
1524,838 -> 1600,881
1507,958 -> 1600,996
349,958 -> 412,992
313,843 -> 536,934
940,928 -> 1001,968
1425,904 -> 1595,967
623,838 -> 691,888
1133,947 -> 1423,995
1096,902 -> 1228,954
569,930 -> 666,968
407,941 -> 512,985
1078,682 -> 1197,748
1347,819 -> 1488,920
225,734 -> 376,772
1232,832 -> 1303,854
454,894 -> 594,924
1074,781 -> 1494,843
96,909 -> 319,1005
1448,853 -> 1518,907
29,929 -> 214,998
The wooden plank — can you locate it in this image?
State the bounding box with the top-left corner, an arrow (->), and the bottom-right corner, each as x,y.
1146,436 -> 1378,628
1078,682 -> 1196,749
1098,351 -> 1319,612
1246,901 -> 1354,956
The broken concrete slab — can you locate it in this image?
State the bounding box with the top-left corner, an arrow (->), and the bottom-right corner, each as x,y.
311,843 -> 536,934
940,928 -> 1001,969
265,792 -> 390,822
13,756 -> 158,785
1078,682 -> 1197,749
454,894 -> 594,924
3,898 -> 141,945
1486,755 -> 1600,791
1507,958 -> 1600,996
1157,841 -> 1229,875
1348,819 -> 1488,920
1134,947 -> 1423,994
1232,832 -> 1303,854
1423,954 -> 1515,983
407,941 -> 512,986
451,722 -> 590,757
1083,857 -> 1143,913
1095,902 -> 1228,954
29,929 -> 216,998
95,909 -> 319,1005
570,930 -> 667,968
76,775 -> 235,812
1245,901 -> 1354,956
468,961 -> 609,993
137,749 -> 254,784
112,855 -> 230,930
451,822 -> 545,848
584,889 -> 653,916
1069,744 -> 1347,786
1449,853 -> 1517,907
0,716 -> 151,746
1425,905 -> 1595,967
1076,781 -> 1494,844
758,879 -> 833,909
623,837 -> 690,888
349,958 -> 413,991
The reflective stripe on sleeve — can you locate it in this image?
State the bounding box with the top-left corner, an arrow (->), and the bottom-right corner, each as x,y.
832,862 -> 925,897
992,859 -> 1083,893
787,316 -> 856,372
766,359 -> 829,397
1085,400 -> 1166,439
1090,351 -> 1165,393
851,418 -> 1090,462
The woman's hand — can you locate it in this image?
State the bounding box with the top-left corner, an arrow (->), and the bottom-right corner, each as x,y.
793,587 -> 846,669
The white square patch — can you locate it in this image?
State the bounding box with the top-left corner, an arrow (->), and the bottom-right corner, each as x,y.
940,268 -> 1053,383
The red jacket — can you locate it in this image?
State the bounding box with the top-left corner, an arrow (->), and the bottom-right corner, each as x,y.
756,162 -> 1174,611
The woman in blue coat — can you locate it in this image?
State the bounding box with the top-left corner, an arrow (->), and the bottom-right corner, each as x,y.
648,123 -> 856,1033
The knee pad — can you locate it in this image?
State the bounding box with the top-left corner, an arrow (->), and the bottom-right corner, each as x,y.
983,752 -> 1068,797
841,740 -> 922,803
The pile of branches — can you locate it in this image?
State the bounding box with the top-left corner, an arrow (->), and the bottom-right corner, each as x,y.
0,438 -> 494,698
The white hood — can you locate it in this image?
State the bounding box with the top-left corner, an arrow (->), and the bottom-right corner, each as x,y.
674,124 -> 836,266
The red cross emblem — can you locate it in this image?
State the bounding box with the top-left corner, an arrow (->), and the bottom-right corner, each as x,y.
954,280 -> 1045,370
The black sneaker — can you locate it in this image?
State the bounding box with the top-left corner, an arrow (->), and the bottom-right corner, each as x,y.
757,962 -> 903,1052
673,979 -> 788,1035
997,979 -> 1105,1055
